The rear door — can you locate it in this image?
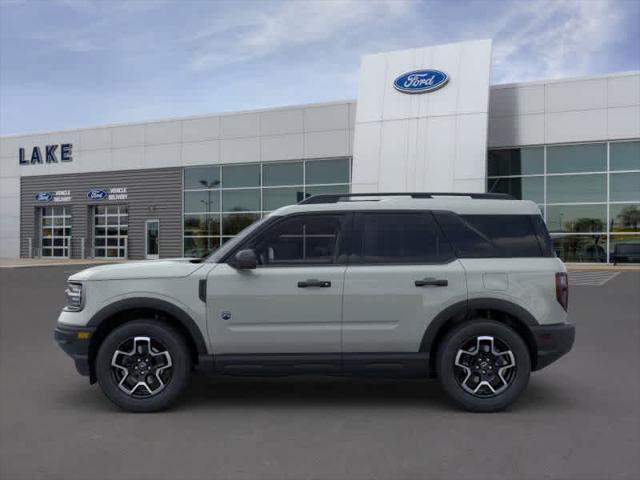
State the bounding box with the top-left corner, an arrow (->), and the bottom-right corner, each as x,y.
342,212 -> 467,352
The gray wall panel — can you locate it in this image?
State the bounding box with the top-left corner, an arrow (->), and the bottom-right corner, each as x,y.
20,168 -> 182,259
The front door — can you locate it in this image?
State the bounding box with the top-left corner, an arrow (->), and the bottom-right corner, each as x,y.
145,219 -> 159,259
207,213 -> 348,354
342,212 -> 467,352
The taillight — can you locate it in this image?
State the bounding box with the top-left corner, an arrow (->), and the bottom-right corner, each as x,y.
555,272 -> 569,311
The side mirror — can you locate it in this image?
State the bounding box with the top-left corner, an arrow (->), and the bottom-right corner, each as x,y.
234,249 -> 257,270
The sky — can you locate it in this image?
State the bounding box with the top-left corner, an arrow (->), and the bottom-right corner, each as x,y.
1,0 -> 639,135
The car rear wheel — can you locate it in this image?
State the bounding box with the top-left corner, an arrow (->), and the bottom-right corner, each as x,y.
96,320 -> 191,412
436,320 -> 531,412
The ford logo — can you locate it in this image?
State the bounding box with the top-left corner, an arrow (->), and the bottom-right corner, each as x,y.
87,190 -> 107,200
35,192 -> 53,202
393,69 -> 449,94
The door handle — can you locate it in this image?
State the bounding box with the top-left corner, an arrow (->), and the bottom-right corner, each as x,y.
415,278 -> 448,287
297,279 -> 331,288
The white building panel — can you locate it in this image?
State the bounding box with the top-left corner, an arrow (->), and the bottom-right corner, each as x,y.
145,121 -> 182,146
608,106 -> 640,139
82,149 -> 113,172
353,39 -> 491,193
220,137 -> 260,163
260,109 -> 304,136
145,143 -> 181,168
545,78 -> 608,113
112,124 -> 145,148
304,104 -> 350,132
545,109 -> 608,144
80,128 -> 112,151
489,85 -> 545,117
607,73 -> 640,108
181,116 -> 220,143
260,133 -> 304,161
181,140 -> 220,166
351,123 -> 380,190
303,130 -> 350,159
112,146 -> 145,170
488,114 -> 545,147
220,113 -> 260,139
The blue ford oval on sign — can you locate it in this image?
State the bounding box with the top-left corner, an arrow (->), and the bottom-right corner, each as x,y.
35,192 -> 53,202
87,190 -> 107,200
393,69 -> 449,94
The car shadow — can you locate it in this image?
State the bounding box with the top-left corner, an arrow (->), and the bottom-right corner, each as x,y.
52,372 -> 577,414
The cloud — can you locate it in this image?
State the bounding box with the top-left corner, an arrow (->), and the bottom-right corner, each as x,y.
491,0 -> 625,83
188,0 -> 415,71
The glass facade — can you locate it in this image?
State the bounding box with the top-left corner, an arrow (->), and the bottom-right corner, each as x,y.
41,206 -> 71,257
488,140 -> 640,263
183,158 -> 351,257
93,205 -> 128,258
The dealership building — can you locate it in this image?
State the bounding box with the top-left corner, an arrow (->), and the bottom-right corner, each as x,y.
1,39 -> 638,263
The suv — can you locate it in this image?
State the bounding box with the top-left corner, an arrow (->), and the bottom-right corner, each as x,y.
55,192 -> 574,413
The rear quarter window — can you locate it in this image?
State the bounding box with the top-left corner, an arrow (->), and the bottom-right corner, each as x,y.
434,212 -> 551,258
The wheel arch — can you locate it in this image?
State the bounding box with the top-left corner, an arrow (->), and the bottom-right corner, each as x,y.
86,298 -> 208,383
421,298 -> 539,375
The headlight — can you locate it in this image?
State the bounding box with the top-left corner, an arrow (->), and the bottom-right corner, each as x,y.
64,283 -> 83,311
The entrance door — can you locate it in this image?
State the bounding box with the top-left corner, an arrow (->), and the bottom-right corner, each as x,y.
40,206 -> 71,257
207,213 -> 348,354
93,205 -> 128,258
145,219 -> 160,259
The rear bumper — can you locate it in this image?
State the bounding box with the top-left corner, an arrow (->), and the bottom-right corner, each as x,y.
530,323 -> 575,371
54,324 -> 95,377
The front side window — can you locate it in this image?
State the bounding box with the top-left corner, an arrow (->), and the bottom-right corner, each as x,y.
357,213 -> 453,264
246,214 -> 343,266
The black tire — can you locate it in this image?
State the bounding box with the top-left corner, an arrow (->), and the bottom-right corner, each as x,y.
436,320 -> 531,412
96,320 -> 191,413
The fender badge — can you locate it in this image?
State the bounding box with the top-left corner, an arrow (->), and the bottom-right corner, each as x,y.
220,311 -> 232,321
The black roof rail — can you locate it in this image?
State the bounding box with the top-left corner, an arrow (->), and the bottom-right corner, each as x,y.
298,192 -> 514,204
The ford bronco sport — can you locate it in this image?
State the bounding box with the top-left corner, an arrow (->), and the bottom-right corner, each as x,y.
55,192 -> 575,412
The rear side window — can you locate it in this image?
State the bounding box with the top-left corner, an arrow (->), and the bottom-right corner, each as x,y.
357,213 -> 454,264
434,213 -> 550,258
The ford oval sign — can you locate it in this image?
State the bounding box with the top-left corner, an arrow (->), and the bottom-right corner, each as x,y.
393,69 -> 449,94
35,192 -> 53,202
87,190 -> 107,200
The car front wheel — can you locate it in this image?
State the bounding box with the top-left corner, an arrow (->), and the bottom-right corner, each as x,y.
95,320 -> 191,412
436,320 -> 531,412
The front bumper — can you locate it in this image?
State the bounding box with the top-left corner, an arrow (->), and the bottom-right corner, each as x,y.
54,324 -> 95,377
530,323 -> 575,371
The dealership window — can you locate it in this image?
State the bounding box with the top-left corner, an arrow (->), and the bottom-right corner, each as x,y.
41,206 -> 71,257
488,139 -> 640,263
183,158 -> 351,257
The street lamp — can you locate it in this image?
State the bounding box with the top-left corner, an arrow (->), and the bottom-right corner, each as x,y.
199,179 -> 220,254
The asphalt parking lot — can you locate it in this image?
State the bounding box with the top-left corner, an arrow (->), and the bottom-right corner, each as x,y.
1,266 -> 639,480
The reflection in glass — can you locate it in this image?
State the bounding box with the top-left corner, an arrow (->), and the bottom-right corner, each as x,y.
487,147 -> 544,176
184,237 -> 220,258
222,213 -> 260,236
610,172 -> 640,202
222,164 -> 260,188
610,234 -> 640,264
262,162 -> 303,186
547,174 -> 606,203
222,189 -> 260,212
551,235 -> 606,262
184,214 -> 221,236
305,158 -> 350,185
487,176 -> 543,203
546,204 -> 606,232
184,191 -> 220,213
610,204 -> 640,232
547,143 -> 606,173
184,166 -> 221,190
305,184 -> 350,198
610,141 -> 640,171
263,187 -> 305,210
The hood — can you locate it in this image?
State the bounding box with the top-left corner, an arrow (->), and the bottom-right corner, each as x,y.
69,258 -> 205,281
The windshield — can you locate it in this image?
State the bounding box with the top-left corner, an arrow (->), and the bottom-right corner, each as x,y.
204,215 -> 272,263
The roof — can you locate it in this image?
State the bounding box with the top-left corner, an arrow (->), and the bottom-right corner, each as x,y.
270,194 -> 541,216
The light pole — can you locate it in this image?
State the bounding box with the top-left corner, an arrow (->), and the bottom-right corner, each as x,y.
199,179 -> 220,253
